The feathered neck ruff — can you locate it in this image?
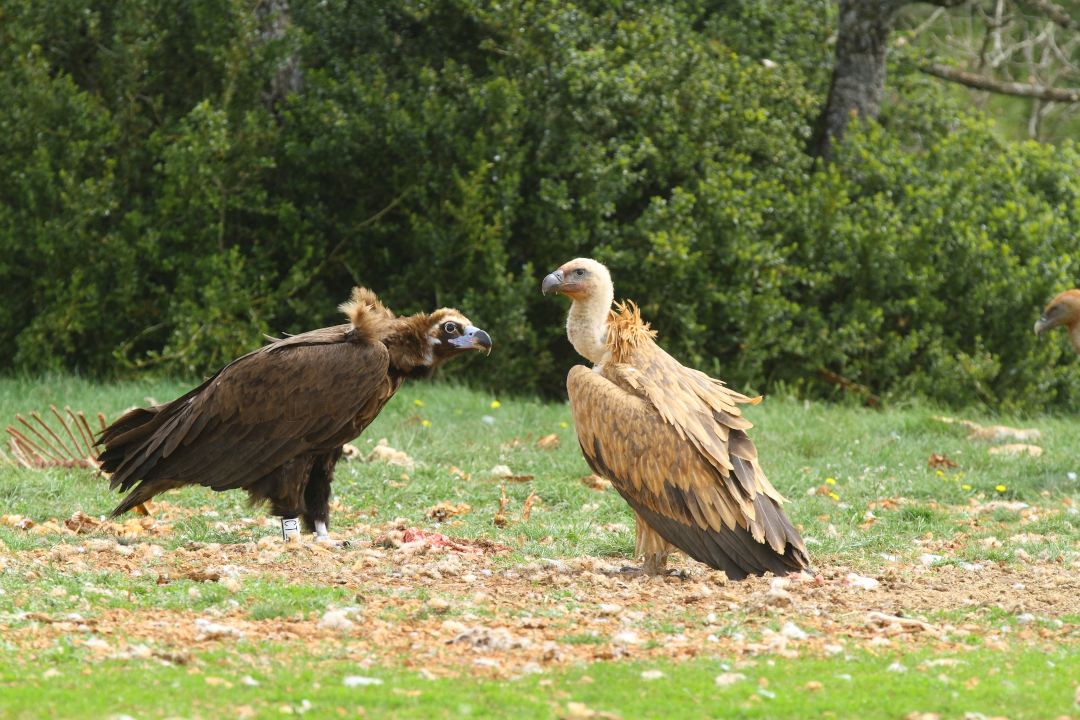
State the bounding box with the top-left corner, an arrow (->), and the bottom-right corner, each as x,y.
338,287 -> 436,374
339,287 -> 395,344
383,313 -> 435,373
606,301 -> 657,363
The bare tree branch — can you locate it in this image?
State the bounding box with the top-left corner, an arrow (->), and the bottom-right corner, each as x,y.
1018,0 -> 1080,31
921,62 -> 1080,101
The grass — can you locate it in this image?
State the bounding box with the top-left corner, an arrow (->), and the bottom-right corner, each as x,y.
2,647 -> 1078,719
2,374 -> 1080,718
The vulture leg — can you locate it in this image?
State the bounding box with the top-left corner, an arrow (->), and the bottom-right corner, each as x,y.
247,456 -> 314,542
303,448 -> 346,546
635,512 -> 677,576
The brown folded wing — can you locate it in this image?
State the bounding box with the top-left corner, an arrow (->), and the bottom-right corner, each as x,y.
567,347 -> 809,579
98,327 -> 391,515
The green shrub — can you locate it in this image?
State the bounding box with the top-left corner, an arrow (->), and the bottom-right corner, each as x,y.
2,0 -> 1079,413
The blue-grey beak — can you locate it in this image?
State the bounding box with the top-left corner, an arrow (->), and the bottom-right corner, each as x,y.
1035,314 -> 1051,337
448,325 -> 492,355
542,269 -> 565,295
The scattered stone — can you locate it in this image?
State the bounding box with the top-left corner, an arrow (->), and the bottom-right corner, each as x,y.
427,598 -> 451,613
343,676 -> 383,687
844,574 -> 879,591
317,610 -> 355,631
780,622 -> 808,641
451,626 -> 530,651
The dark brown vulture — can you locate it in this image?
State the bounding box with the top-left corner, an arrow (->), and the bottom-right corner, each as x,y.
96,288 -> 491,544
1035,289 -> 1080,352
542,259 -> 810,579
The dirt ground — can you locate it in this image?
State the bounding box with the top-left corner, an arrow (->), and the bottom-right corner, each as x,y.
3,517 -> 1080,680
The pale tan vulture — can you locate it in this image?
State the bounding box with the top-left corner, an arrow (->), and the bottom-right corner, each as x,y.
1035,289 -> 1080,352
542,259 -> 810,578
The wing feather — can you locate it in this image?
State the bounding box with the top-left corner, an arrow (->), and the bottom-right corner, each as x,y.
101,339 -> 390,510
568,364 -> 808,578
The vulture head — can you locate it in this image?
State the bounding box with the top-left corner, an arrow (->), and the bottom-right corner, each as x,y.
385,308 -> 492,379
543,258 -> 615,365
425,309 -> 493,359
1035,290 -> 1080,339
542,258 -> 612,301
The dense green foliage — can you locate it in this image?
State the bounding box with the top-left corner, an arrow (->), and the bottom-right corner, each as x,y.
3,0 -> 1080,411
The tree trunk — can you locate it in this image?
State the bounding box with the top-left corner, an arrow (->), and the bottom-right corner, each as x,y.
817,0 -> 902,162
258,0 -> 304,108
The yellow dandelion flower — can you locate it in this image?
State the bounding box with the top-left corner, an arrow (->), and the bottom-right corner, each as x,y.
413,399 -> 424,407
936,470 -> 943,477
454,409 -> 463,415
996,485 -> 1006,492
825,478 -> 836,485
962,484 -> 971,490
828,492 -> 839,500
491,400 -> 501,409
422,420 -> 430,427
560,422 -> 568,428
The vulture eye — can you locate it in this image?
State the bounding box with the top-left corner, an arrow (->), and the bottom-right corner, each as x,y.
575,268 -> 585,277
443,322 -> 458,334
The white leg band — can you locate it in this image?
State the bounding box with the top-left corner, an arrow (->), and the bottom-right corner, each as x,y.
315,520 -> 328,539
281,517 -> 300,542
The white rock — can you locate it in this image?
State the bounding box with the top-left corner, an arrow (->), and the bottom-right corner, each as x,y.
640,670 -> 664,681
886,662 -> 906,673
715,672 -> 746,687
612,631 -> 641,645
343,676 -> 383,687
844,573 -> 879,591
1016,613 -> 1036,625
317,610 -> 355,631
442,620 -> 467,633
193,618 -> 243,640
823,644 -> 844,656
598,603 -> 622,615
919,553 -> 943,566
489,464 -> 513,478
240,676 -> 260,687
780,621 -> 808,640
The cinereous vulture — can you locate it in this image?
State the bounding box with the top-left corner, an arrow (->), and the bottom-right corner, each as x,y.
97,288 -> 491,544
1035,289 -> 1080,353
543,259 -> 810,579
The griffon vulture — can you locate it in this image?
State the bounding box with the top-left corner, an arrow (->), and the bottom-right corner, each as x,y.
543,259 -> 809,579
97,288 -> 491,544
1035,290 -> 1080,352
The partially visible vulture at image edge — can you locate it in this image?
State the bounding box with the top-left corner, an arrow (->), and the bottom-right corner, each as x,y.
96,288 -> 491,544
1035,289 -> 1080,352
543,259 -> 810,579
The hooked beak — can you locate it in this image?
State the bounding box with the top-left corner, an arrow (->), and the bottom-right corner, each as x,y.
1035,315 -> 1052,337
448,325 -> 493,355
542,269 -> 565,295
